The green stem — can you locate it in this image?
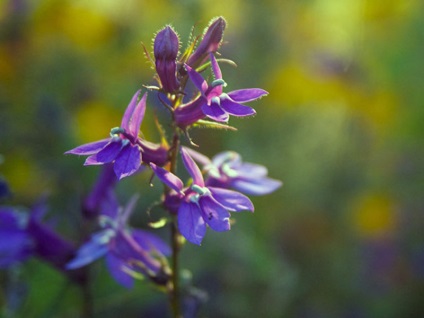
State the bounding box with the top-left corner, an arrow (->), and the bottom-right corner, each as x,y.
169,130 -> 181,318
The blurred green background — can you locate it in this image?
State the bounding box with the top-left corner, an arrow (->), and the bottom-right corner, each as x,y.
1,0 -> 424,317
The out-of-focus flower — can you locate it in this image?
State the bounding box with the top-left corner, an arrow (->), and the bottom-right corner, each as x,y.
187,17 -> 226,68
66,196 -> 170,288
185,148 -> 282,195
0,207 -> 33,268
65,90 -> 168,180
185,53 -> 268,122
154,25 -> 180,93
151,148 -> 253,245
0,201 -> 77,277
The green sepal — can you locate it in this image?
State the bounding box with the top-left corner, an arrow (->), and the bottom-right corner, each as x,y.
192,120 -> 237,131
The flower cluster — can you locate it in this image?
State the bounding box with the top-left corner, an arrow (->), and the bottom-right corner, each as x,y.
1,16 -> 281,316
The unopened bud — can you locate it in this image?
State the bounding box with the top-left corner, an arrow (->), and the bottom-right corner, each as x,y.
187,17 -> 226,68
153,26 -> 180,93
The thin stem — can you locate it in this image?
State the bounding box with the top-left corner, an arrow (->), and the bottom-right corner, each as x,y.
168,130 -> 181,318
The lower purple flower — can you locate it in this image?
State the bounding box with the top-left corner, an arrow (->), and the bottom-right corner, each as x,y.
66,196 -> 170,288
151,148 -> 254,245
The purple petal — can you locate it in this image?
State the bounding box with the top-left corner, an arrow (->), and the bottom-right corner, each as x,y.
96,140 -> 124,163
150,163 -> 184,193
178,202 -> 206,245
236,163 -> 268,178
0,231 -> 33,268
231,177 -> 282,196
127,92 -> 147,138
132,229 -> 171,256
66,233 -> 109,269
227,88 -> 268,103
199,196 -> 230,232
114,144 -> 141,180
65,139 -> 110,156
180,147 -> 204,187
84,155 -> 104,166
211,151 -> 241,168
209,187 -> 254,212
121,90 -> 141,133
210,53 -> 222,80
182,147 -> 212,167
185,64 -> 209,94
201,101 -> 229,122
220,97 -> 256,117
106,253 -> 134,288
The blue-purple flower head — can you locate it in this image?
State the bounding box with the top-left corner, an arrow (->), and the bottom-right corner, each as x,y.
151,148 -> 254,245
66,196 -> 170,288
175,53 -> 268,126
185,148 -> 282,195
65,90 -> 168,180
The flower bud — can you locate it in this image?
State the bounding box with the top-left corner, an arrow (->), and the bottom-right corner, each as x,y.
187,17 -> 226,68
154,26 -> 180,93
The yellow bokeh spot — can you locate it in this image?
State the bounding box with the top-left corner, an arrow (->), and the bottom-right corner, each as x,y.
74,100 -> 120,142
352,194 -> 396,237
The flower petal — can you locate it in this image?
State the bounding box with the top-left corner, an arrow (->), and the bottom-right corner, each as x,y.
65,139 -> 110,156
178,202 -> 206,245
227,88 -> 268,103
127,92 -> 147,138
180,147 -> 204,187
210,53 -> 222,80
96,140 -> 124,163
185,64 -> 208,94
121,90 -> 141,133
201,101 -> 229,122
231,177 -> 282,196
199,196 -> 230,232
209,187 -> 254,212
114,144 -> 141,180
66,235 -> 108,269
236,162 -> 268,178
182,147 -> 212,167
220,97 -> 256,117
84,155 -> 104,166
106,253 -> 134,288
132,229 -> 171,256
150,163 -> 184,193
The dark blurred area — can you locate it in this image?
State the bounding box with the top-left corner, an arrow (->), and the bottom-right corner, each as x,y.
1,0 -> 424,317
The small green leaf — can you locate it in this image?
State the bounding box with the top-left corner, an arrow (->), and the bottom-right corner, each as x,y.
192,120 -> 237,131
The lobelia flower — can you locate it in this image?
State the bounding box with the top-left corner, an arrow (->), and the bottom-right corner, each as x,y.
65,90 -> 168,180
184,148 -> 282,196
150,147 -> 254,245
66,195 -> 170,288
0,207 -> 33,268
154,25 -> 180,93
0,201 -> 79,280
187,17 -> 226,69
184,53 -> 268,123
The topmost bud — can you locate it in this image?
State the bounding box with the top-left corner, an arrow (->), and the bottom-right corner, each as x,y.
154,26 -> 180,93
187,17 -> 226,68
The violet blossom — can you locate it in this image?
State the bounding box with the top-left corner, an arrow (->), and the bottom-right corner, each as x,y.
66,195 -> 170,288
150,147 -> 254,245
65,90 -> 168,180
184,148 -> 282,195
184,53 -> 268,123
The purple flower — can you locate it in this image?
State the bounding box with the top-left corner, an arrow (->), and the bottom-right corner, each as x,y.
66,196 -> 170,288
0,207 -> 33,268
187,17 -> 226,68
0,202 -> 77,276
154,25 -> 180,93
151,148 -> 254,245
185,53 -> 268,122
65,91 -> 168,180
184,148 -> 282,195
